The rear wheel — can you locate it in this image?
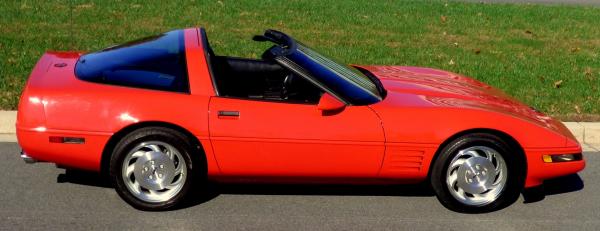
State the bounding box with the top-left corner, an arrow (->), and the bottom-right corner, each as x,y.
110,127 -> 200,211
430,133 -> 524,213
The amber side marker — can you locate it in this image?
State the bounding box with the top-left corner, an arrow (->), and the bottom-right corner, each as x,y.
542,154 -> 583,163
49,136 -> 85,144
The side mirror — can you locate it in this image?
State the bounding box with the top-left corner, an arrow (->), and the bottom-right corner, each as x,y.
317,93 -> 346,111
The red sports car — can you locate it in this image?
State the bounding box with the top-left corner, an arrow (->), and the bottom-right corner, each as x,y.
17,28 -> 584,212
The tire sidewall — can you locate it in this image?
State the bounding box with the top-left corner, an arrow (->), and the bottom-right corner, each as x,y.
110,128 -> 197,211
431,133 -> 524,213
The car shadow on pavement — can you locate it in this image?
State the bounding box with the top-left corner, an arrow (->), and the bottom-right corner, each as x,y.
181,181 -> 436,209
56,169 -> 435,209
212,182 -> 435,197
57,169 -> 113,188
56,169 -> 584,209
522,173 -> 584,203
56,169 -> 220,209
57,169 -> 436,198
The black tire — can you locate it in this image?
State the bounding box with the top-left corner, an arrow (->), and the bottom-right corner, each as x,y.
430,133 -> 525,213
109,127 -> 203,211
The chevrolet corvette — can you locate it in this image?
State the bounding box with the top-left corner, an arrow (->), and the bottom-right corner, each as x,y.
17,28 -> 585,212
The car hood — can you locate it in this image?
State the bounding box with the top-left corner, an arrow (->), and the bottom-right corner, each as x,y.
359,65 -> 574,138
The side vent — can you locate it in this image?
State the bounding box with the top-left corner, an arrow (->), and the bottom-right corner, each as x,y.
380,150 -> 424,173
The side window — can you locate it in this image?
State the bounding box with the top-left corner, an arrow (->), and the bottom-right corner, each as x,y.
75,30 -> 189,93
201,31 -> 323,104
210,56 -> 323,104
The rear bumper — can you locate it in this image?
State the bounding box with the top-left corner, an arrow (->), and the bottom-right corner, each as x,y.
20,150 -> 38,164
524,146 -> 585,188
17,127 -> 111,171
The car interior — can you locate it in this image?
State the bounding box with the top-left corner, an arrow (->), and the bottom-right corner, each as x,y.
201,30 -> 323,104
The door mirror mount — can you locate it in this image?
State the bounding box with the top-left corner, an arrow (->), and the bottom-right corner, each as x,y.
317,93 -> 346,112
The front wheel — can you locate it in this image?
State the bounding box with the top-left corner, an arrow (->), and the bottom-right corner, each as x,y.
110,127 -> 199,211
430,133 -> 524,213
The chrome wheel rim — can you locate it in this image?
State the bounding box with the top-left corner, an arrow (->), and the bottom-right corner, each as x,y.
446,146 -> 507,206
122,141 -> 187,203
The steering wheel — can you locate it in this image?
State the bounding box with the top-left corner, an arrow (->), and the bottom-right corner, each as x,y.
281,73 -> 297,100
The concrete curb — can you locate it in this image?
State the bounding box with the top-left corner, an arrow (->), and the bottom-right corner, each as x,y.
0,111 -> 16,142
1,111 -> 599,150
0,111 -> 16,134
562,122 -> 600,145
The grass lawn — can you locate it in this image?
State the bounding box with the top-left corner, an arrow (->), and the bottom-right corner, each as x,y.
1,0 -> 599,120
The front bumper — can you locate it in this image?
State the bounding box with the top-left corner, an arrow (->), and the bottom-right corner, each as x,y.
525,146 -> 585,188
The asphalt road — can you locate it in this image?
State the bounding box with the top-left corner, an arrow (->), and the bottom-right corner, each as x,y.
0,142 -> 598,230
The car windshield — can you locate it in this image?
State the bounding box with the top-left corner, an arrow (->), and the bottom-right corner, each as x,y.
270,36 -> 383,105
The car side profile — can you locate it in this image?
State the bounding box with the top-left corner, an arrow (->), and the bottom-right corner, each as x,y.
17,28 -> 585,212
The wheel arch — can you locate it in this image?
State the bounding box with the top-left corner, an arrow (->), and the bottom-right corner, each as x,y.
100,121 -> 206,176
427,128 -> 527,181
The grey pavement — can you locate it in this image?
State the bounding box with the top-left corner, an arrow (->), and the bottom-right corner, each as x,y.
0,142 -> 597,230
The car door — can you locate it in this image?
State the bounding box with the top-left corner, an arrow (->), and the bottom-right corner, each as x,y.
208,97 -> 385,178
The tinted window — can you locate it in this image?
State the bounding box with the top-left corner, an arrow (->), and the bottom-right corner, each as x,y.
75,30 -> 189,93
275,43 -> 381,105
297,43 -> 379,97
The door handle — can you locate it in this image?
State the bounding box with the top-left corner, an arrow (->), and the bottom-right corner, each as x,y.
218,111 -> 240,117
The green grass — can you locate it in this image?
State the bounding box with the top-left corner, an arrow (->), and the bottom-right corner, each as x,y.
1,0 -> 599,120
